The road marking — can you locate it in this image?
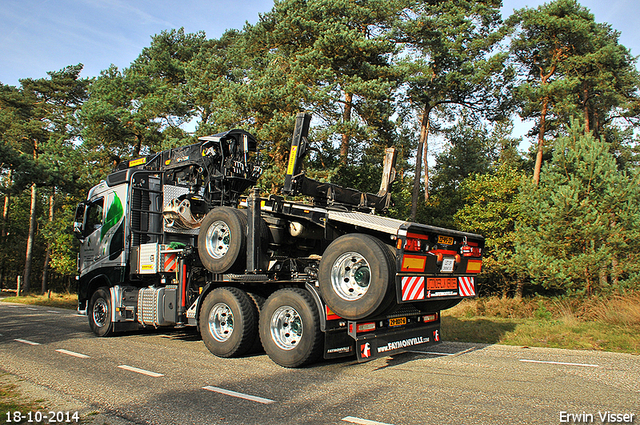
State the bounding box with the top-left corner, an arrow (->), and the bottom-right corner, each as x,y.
47,310 -> 61,314
519,359 -> 599,368
343,416 -> 394,425
56,349 -> 90,359
409,350 -> 454,356
15,338 -> 40,346
202,386 -> 275,404
117,365 -> 164,377
27,307 -> 39,311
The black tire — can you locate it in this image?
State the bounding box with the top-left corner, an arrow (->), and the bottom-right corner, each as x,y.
246,292 -> 266,354
259,288 -> 323,368
318,234 -> 396,320
413,299 -> 461,313
199,287 -> 258,358
88,287 -> 114,337
198,207 -> 247,273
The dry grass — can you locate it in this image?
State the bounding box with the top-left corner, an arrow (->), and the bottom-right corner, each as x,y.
443,293 -> 640,355
0,291 -> 77,310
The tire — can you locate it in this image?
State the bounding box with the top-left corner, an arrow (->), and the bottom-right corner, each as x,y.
413,299 -> 461,313
198,207 -> 247,273
246,292 -> 266,354
199,287 -> 258,358
259,288 -> 323,368
88,287 -> 114,337
318,234 -> 396,320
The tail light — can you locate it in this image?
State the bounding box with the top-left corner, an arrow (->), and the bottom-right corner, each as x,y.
460,242 -> 482,257
422,313 -> 439,323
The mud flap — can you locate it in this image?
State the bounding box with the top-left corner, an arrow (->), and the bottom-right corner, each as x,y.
352,323 -> 441,362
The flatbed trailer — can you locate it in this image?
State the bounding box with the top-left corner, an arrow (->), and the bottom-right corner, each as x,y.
73,113 -> 484,367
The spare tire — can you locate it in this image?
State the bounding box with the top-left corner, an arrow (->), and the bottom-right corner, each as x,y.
318,234 -> 396,320
198,207 -> 247,273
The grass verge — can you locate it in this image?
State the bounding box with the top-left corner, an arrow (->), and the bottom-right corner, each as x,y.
0,292 -> 77,310
442,293 -> 640,355
0,374 -> 47,424
2,290 -> 638,355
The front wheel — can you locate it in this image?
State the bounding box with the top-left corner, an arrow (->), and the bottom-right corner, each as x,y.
88,287 -> 114,337
199,287 -> 258,358
259,288 -> 323,368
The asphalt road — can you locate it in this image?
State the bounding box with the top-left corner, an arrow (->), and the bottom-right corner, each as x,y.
1,301 -> 638,425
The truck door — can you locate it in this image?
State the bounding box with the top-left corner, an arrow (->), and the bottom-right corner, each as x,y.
78,197 -> 104,275
78,188 -> 127,276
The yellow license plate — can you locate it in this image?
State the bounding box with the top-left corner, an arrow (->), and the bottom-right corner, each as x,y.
438,235 -> 454,245
389,317 -> 407,327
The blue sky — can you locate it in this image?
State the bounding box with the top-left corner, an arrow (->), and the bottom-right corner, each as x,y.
1,0 -> 637,87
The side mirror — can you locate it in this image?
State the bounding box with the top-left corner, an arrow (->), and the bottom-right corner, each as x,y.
73,202 -> 86,239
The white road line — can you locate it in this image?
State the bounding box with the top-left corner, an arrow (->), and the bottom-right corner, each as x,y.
26,307 -> 39,311
56,349 -> 90,359
519,359 -> 599,368
117,365 -> 164,377
15,338 -> 40,346
202,386 -> 275,404
47,310 -> 61,314
408,350 -> 454,356
343,416 -> 394,425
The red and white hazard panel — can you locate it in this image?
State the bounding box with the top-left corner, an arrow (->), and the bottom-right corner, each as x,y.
401,276 -> 425,301
458,276 -> 476,297
164,253 -> 178,272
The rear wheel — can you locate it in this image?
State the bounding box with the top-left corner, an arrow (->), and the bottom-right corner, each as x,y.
198,207 -> 247,273
199,287 -> 258,358
318,234 -> 396,320
88,287 -> 114,337
259,288 -> 323,368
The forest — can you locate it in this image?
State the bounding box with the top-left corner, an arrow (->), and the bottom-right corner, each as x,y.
1,0 -> 639,300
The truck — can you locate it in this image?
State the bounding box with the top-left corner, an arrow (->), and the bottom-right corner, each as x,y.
73,112 -> 484,367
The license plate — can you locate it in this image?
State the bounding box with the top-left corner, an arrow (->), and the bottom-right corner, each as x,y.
389,317 -> 407,327
427,277 -> 458,290
437,235 -> 454,245
441,257 -> 455,273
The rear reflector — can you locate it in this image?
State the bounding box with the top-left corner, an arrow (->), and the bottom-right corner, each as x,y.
466,260 -> 482,273
401,255 -> 426,272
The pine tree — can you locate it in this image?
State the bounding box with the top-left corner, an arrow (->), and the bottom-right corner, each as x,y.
513,121 -> 640,295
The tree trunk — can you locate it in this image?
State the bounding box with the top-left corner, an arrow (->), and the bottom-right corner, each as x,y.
411,107 -> 431,221
583,83 -> 590,133
532,96 -> 549,185
514,278 -> 524,299
0,189 -> 9,290
340,92 -> 353,166
23,183 -> 37,292
41,191 -> 55,294
423,119 -> 431,202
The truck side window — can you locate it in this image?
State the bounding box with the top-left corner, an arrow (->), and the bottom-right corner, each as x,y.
84,199 -> 104,236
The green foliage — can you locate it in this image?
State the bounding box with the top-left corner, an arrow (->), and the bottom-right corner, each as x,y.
455,165 -> 526,295
513,121 -> 640,295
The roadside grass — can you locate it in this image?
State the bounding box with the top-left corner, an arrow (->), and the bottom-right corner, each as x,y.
2,290 -> 639,355
0,374 -> 47,424
0,291 -> 77,310
442,293 -> 640,355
